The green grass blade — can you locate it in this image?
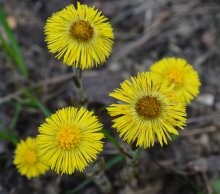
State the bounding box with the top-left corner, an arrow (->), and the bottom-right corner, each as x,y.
32,98 -> 51,117
211,178 -> 220,194
10,102 -> 22,130
66,179 -> 91,194
105,155 -> 123,170
0,34 -> 17,59
0,34 -> 24,71
0,124 -> 11,142
0,7 -> 28,79
22,88 -> 51,117
102,129 -> 121,149
0,122 -> 18,145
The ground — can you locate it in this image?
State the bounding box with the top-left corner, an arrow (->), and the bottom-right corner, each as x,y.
1,0 -> 220,194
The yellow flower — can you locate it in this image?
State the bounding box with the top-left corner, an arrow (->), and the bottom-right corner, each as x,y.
150,57 -> 201,103
13,137 -> 49,179
45,2 -> 114,69
107,72 -> 186,148
37,107 -> 104,174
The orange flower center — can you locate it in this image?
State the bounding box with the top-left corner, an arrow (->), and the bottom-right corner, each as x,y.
136,96 -> 161,119
25,150 -> 37,164
57,125 -> 81,150
70,20 -> 93,41
168,70 -> 183,85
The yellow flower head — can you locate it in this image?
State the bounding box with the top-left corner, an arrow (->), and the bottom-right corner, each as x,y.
13,137 -> 49,179
150,57 -> 201,103
37,107 -> 104,174
45,2 -> 114,69
107,72 -> 186,148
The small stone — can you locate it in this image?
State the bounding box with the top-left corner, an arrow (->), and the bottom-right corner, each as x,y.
196,93 -> 214,106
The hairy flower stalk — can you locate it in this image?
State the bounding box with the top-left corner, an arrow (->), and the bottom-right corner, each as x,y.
120,143 -> 139,187
85,158 -> 113,194
71,67 -> 113,192
72,67 -> 88,106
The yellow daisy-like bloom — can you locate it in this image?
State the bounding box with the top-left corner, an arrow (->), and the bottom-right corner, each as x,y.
37,107 -> 104,174
150,57 -> 201,103
13,137 -> 49,179
45,2 -> 114,69
107,72 -> 186,148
